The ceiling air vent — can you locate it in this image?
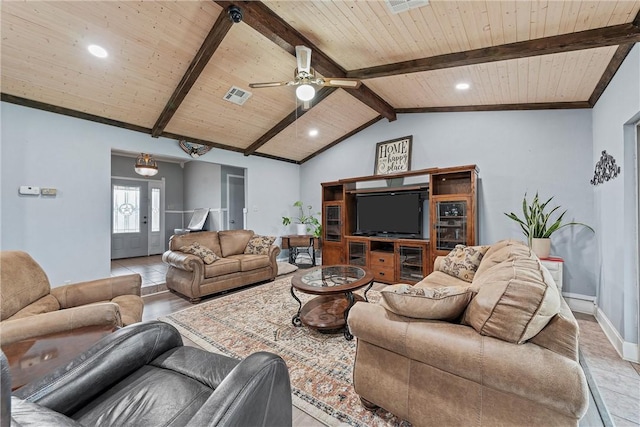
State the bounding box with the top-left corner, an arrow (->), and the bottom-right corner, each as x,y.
385,0 -> 429,14
223,86 -> 252,106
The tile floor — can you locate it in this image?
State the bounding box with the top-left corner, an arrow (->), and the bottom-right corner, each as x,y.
110,255 -> 168,295
118,256 -> 640,425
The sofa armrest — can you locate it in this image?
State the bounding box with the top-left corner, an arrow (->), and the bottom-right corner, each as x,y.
433,255 -> 445,271
51,274 -> 141,309
268,245 -> 281,268
0,303 -> 121,346
348,302 -> 588,418
14,321 -> 182,415
162,250 -> 203,273
186,351 -> 292,427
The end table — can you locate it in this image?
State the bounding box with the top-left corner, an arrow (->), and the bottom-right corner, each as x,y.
281,235 -> 319,268
539,256 -> 563,292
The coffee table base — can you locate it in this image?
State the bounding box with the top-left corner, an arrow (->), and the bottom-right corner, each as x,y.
293,293 -> 364,340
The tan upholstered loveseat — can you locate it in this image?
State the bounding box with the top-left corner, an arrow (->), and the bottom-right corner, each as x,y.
162,230 -> 280,303
348,240 -> 588,426
0,251 -> 143,346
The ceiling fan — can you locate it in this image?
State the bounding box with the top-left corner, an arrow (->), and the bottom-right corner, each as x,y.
249,46 -> 361,105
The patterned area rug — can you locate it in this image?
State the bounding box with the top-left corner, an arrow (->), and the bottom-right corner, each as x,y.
160,277 -> 408,426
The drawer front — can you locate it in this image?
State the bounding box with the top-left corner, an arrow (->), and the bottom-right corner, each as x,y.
370,251 -> 395,268
541,260 -> 561,272
373,266 -> 395,283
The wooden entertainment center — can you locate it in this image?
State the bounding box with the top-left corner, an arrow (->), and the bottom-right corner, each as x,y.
321,164 -> 478,284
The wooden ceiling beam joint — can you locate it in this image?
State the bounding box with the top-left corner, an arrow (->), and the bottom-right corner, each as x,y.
215,1 -> 396,122
151,6 -> 237,137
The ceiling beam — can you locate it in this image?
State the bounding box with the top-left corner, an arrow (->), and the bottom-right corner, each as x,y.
151,7 -> 236,137
214,1 -> 396,122
347,22 -> 640,80
589,43 -> 636,107
1,93 -> 152,134
244,87 -> 337,156
396,102 -> 591,114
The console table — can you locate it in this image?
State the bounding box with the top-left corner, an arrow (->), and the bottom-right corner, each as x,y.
281,235 -> 319,267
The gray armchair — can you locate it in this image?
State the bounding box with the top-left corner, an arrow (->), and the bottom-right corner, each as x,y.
4,321 -> 293,426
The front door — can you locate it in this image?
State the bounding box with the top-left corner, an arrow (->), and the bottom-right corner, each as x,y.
111,179 -> 149,259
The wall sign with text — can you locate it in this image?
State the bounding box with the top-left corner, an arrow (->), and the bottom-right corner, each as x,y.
374,136 -> 412,175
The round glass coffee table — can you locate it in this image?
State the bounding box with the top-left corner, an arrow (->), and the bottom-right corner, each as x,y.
290,265 -> 374,340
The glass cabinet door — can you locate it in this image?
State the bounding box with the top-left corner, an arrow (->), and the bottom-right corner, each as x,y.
324,204 -> 342,242
399,245 -> 424,282
348,241 -> 367,266
434,200 -> 468,251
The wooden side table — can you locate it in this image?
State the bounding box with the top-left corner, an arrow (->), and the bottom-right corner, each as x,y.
540,256 -> 564,292
281,235 -> 319,268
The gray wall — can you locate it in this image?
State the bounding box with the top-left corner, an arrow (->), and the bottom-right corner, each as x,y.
301,109 -> 597,298
1,102 -> 300,285
184,161 -> 221,210
592,44 -> 640,346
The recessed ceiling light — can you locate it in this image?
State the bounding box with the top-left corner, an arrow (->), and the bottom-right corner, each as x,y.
88,44 -> 108,58
456,82 -> 470,90
309,129 -> 319,137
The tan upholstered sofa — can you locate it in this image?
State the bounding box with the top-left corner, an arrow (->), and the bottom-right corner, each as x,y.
162,230 -> 280,303
348,240 -> 589,426
0,251 -> 143,346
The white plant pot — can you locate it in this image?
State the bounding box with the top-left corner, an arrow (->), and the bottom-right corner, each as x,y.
296,223 -> 307,235
531,238 -> 551,259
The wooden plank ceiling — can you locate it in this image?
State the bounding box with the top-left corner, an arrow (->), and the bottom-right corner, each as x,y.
2,1 -> 640,164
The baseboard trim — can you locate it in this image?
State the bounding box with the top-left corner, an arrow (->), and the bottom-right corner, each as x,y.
595,307 -> 640,363
563,293 -> 597,315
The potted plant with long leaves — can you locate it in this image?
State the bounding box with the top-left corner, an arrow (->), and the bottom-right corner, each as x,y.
504,192 -> 594,258
282,201 -> 321,236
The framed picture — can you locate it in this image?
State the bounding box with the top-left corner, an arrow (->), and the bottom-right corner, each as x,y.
374,135 -> 412,175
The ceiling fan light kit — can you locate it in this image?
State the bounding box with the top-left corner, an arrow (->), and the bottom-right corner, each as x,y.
249,45 -> 362,102
296,84 -> 315,101
134,153 -> 159,177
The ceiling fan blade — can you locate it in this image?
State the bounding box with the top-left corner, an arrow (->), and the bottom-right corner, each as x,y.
296,45 -> 312,74
249,81 -> 289,88
323,78 -> 361,88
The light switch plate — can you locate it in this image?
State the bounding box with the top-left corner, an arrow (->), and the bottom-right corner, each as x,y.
19,186 -> 40,195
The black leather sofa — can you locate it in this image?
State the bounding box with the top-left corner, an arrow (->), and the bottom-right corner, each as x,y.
1,321 -> 292,426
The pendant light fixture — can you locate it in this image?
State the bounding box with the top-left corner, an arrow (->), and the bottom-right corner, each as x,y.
134,153 -> 158,176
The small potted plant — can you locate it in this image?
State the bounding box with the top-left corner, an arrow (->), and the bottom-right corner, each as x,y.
504,192 -> 594,258
282,201 -> 321,236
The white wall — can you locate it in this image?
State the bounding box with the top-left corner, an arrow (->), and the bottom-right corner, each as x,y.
1,102 -> 300,285
301,109 -> 597,296
184,161 -> 222,210
592,44 -> 640,347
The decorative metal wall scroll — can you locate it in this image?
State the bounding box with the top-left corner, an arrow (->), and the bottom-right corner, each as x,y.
590,150 -> 620,186
179,140 -> 212,158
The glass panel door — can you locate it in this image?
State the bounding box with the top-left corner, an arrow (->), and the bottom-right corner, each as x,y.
435,200 -> 467,251
348,241 -> 367,266
325,204 -> 342,242
399,245 -> 424,282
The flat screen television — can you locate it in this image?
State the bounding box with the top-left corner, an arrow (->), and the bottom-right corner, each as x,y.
356,192 -> 423,237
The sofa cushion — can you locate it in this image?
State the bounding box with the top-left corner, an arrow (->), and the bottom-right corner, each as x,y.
474,239 -> 532,279
379,284 -> 473,320
170,231 -> 222,257
463,257 -> 561,344
244,235 -> 276,255
438,245 -> 490,283
1,251 -> 52,320
227,254 -> 271,272
179,242 -> 220,265
219,230 -> 255,257
6,294 -> 60,320
415,271 -> 469,289
204,258 -> 241,278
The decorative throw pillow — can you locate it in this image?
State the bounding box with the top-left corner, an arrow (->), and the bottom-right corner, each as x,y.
439,244 -> 490,282
244,235 -> 276,255
179,242 -> 220,265
379,284 -> 473,320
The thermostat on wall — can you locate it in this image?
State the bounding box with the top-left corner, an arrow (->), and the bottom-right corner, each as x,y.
19,186 -> 40,195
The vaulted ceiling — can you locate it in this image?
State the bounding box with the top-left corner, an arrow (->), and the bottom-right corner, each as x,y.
2,1 -> 640,163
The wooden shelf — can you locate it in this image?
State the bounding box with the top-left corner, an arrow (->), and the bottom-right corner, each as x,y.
346,184 -> 428,194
